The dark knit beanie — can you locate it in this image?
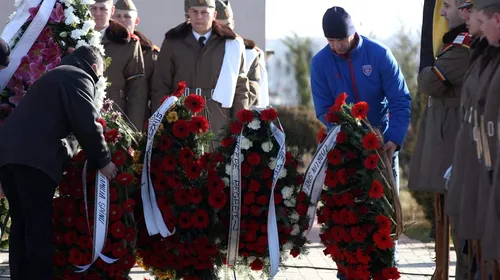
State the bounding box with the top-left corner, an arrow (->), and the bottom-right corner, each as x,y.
322,6 -> 355,39
0,38 -> 10,67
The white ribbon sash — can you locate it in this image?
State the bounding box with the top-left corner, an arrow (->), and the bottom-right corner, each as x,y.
227,133 -> 242,267
244,49 -> 270,108
268,122 -> 286,278
141,96 -> 177,237
1,0 -> 42,44
301,125 -> 341,236
212,37 -> 244,108
0,0 -> 55,92
76,161 -> 117,272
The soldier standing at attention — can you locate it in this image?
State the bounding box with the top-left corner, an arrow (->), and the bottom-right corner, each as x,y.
88,0 -> 149,130
408,0 -> 471,278
214,0 -> 269,108
151,0 -> 252,148
113,0 -> 160,119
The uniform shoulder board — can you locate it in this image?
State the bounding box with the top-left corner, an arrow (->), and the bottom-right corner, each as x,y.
452,32 -> 472,48
130,33 -> 140,42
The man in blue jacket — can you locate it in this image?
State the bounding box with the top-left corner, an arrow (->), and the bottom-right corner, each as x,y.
310,6 -> 411,279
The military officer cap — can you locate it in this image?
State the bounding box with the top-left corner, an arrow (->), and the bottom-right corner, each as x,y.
94,0 -> 113,3
458,0 -> 473,9
215,0 -> 233,20
476,0 -> 500,10
115,0 -> 137,11
188,0 -> 216,8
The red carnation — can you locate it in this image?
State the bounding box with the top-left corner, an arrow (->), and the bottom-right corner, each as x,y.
115,172 -> 134,185
162,154 -> 177,171
364,154 -> 379,169
237,109 -> 254,123
122,199 -> 135,212
369,179 -> 384,199
68,248 -> 83,265
185,161 -> 202,180
179,148 -> 194,164
221,137 -> 235,147
247,152 -> 261,166
336,168 -> 348,185
382,267 -> 401,279
248,179 -> 261,192
324,169 -> 338,188
173,119 -> 190,138
351,101 -> 369,119
174,189 -> 189,206
178,212 -> 192,229
109,204 -> 122,221
184,94 -> 206,113
317,128 -> 327,143
291,248 -> 300,258
256,195 -> 269,205
331,92 -> 347,112
362,131 -> 381,151
189,188 -> 203,204
159,135 -> 173,151
249,258 -> 264,270
244,192 -> 256,205
104,129 -> 120,144
376,215 -> 392,231
190,115 -> 209,134
350,226 -> 368,243
112,150 -> 127,166
191,209 -> 209,229
327,149 -> 342,165
336,131 -> 347,143
325,111 -> 340,123
97,118 -> 106,129
174,81 -> 187,96
208,173 -> 225,193
261,108 -> 278,122
208,191 -> 227,209
230,121 -> 243,134
296,204 -> 308,216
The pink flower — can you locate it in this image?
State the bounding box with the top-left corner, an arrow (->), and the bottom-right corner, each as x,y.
41,38 -> 61,63
37,27 -> 53,43
46,57 -> 61,71
28,5 -> 40,21
13,56 -> 31,81
29,58 -> 46,83
27,42 -> 46,62
49,3 -> 64,23
7,78 -> 25,96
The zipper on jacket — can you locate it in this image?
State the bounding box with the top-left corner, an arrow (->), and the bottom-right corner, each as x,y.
347,58 -> 360,102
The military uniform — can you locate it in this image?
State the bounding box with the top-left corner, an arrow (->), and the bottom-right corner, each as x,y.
114,0 -> 160,119
151,0 -> 251,146
215,0 -> 269,107
409,23 -> 471,280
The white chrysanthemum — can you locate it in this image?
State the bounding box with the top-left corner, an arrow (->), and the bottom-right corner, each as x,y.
64,7 -> 80,25
60,0 -> 75,5
283,242 -> 294,250
70,29 -> 86,40
80,0 -> 96,4
261,141 -> 273,153
281,186 -> 293,199
278,168 -> 287,179
291,224 -> 300,236
222,177 -> 230,186
225,164 -> 231,176
290,211 -> 300,223
247,118 -> 261,130
75,39 -> 90,49
240,136 -> 253,150
93,76 -> 107,110
82,20 -> 96,33
268,157 -> 277,170
284,197 -> 296,207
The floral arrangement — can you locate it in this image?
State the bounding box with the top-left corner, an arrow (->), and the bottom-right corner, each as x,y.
52,100 -> 141,279
135,81 -> 219,280
316,93 -> 403,279
1,0 -> 103,125
211,108 -> 310,278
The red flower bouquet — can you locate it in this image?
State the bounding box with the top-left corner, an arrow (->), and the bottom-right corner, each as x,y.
135,82 -> 218,280
210,108 -> 310,278
53,99 -> 142,279
315,93 -> 403,279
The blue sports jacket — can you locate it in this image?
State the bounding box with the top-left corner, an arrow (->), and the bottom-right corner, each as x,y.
310,34 -> 412,147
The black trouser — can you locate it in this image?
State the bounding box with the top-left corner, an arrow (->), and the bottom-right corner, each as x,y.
0,164 -> 57,280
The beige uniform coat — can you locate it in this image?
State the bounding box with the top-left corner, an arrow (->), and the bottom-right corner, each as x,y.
102,20 -> 148,130
408,27 -> 471,194
150,21 -> 252,142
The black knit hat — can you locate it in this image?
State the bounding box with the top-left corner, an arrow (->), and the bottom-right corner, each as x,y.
322,6 -> 355,39
0,38 -> 10,67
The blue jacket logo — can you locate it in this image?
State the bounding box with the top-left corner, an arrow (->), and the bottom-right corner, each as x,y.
362,65 -> 372,76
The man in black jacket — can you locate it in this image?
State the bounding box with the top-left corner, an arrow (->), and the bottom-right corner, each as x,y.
0,46 -> 117,280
